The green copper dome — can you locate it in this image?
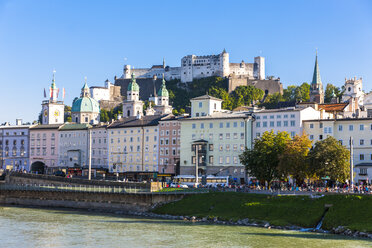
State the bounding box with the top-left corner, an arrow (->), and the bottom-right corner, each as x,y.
157,76 -> 169,97
72,81 -> 100,113
72,97 -> 100,113
128,73 -> 139,92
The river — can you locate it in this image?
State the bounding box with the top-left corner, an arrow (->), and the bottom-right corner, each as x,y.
0,206 -> 370,248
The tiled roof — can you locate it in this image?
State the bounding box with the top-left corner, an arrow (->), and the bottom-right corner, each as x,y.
190,94 -> 222,101
108,115 -> 166,129
30,124 -> 62,130
59,123 -> 92,130
318,103 -> 348,112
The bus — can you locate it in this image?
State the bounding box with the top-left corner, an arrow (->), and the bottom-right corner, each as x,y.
173,175 -> 229,187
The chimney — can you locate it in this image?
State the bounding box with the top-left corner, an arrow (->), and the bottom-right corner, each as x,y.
16,119 -> 22,126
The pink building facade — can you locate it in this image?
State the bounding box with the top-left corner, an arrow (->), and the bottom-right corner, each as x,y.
158,117 -> 181,175
29,124 -> 61,174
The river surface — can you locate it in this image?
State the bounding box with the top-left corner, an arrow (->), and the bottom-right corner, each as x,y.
0,206 -> 371,248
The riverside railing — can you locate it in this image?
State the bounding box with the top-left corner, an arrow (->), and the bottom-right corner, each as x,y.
0,183 -> 209,195
0,183 -> 149,194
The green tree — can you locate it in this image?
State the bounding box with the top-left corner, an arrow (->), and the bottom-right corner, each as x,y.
308,136 -> 350,182
278,134 -> 312,184
64,105 -> 72,122
230,86 -> 264,109
324,84 -> 343,103
239,131 -> 291,185
282,83 -> 310,102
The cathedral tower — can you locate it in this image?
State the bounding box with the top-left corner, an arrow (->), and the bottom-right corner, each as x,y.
122,73 -> 144,118
309,52 -> 324,104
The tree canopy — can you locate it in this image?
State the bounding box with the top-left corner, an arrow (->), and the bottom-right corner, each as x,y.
239,131 -> 291,184
308,136 -> 350,182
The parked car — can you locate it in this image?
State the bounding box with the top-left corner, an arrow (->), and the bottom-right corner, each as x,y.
170,183 -> 188,188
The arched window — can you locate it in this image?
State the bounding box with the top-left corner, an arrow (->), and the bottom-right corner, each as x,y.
127,110 -> 130,116
75,117 -> 78,123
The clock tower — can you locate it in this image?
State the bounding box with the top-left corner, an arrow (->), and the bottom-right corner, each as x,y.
41,71 -> 65,125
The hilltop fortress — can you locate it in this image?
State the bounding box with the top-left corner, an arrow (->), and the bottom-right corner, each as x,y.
120,49 -> 265,82
116,49 -> 282,99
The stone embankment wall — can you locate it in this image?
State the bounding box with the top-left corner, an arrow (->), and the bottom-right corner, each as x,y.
0,190 -> 184,212
6,172 -> 162,192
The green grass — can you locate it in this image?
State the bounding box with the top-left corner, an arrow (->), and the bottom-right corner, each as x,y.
152,192 -> 372,232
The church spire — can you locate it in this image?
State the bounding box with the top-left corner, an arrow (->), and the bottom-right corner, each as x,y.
311,50 -> 322,88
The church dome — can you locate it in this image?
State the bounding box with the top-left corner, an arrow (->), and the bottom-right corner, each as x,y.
157,75 -> 169,97
71,97 -> 100,113
128,72 -> 139,92
71,81 -> 100,113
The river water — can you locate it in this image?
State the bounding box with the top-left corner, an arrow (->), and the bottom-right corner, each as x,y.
0,206 -> 370,248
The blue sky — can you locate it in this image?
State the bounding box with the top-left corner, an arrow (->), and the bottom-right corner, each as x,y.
0,0 -> 371,123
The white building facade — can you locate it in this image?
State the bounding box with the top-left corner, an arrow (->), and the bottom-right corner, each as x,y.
253,107 -> 321,138
58,124 -> 91,168
180,95 -> 254,183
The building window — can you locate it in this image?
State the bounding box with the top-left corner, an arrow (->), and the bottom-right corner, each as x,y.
233,144 -> 238,151
319,135 -> 323,140
209,123 -> 213,128
192,134 -> 196,140
277,121 -> 281,127
219,123 -> 223,128
290,132 -> 295,138
310,123 -> 314,129
263,122 -> 267,127
200,123 -> 204,129
226,122 -> 230,128
320,123 -> 323,128
233,156 -> 238,164
270,121 -> 274,127
233,122 -> 237,128
219,145 -> 223,151
226,133 -> 230,139
209,156 -> 214,164
349,125 -> 354,131
226,156 -> 230,164
192,124 -> 196,129
226,144 -> 230,151
209,144 -> 214,151
240,144 -> 245,151
360,139 -> 364,145
209,133 -> 213,140
360,154 -> 364,161
309,135 -> 314,140
219,133 -> 223,140
270,115 -> 274,119
233,133 -> 238,139
284,121 -> 288,127
360,124 -> 364,131
256,122 -> 260,127
338,125 -> 343,131
199,102 -> 202,108
290,121 -> 295,127
219,156 -> 223,164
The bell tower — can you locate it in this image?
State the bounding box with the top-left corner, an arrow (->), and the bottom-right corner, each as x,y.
41,71 -> 65,125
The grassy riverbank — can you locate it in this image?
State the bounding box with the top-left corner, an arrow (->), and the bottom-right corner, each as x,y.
152,192 -> 372,232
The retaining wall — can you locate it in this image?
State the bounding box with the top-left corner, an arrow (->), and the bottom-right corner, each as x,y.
0,189 -> 185,212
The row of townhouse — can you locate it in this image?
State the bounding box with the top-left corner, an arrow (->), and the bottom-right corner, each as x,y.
3,94 -> 371,184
